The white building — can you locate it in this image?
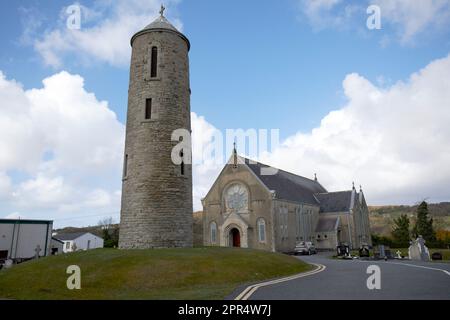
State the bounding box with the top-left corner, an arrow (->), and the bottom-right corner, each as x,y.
53,232 -> 104,253
51,237 -> 64,255
0,219 -> 53,262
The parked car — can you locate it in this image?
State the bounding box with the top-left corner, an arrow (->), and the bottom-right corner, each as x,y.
294,241 -> 317,255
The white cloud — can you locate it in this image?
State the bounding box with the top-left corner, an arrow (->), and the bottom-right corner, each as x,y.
184,54 -> 450,210
298,0 -> 450,43
191,113 -> 224,211
373,0 -> 450,43
4,212 -> 27,220
257,53 -> 450,205
2,54 -> 449,223
0,70 -> 124,223
31,0 -> 183,68
298,0 -> 362,30
0,172 -> 12,200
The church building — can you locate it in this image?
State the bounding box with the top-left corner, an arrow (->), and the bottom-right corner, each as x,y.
201,150 -> 372,252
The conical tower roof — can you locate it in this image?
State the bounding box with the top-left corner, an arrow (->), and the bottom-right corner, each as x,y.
143,15 -> 179,32
130,5 -> 190,50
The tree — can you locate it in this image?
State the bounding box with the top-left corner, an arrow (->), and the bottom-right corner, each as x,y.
371,234 -> 393,247
98,217 -> 118,248
391,214 -> 410,247
412,201 -> 436,245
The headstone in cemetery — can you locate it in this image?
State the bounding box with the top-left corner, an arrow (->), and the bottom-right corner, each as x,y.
359,246 -> 370,258
408,236 -> 430,261
431,252 -> 443,261
4,259 -> 13,269
377,245 -> 385,259
34,245 -> 42,259
384,246 -> 393,259
336,243 -> 350,257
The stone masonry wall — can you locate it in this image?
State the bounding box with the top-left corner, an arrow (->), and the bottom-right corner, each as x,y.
119,29 -> 193,248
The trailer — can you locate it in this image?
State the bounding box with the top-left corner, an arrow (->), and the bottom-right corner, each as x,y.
0,219 -> 53,264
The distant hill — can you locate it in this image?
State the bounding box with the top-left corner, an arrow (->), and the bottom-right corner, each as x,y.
54,225 -> 112,238
53,203 -> 450,239
369,202 -> 450,236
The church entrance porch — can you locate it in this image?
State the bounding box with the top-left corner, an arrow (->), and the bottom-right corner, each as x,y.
219,214 -> 249,248
230,228 -> 241,247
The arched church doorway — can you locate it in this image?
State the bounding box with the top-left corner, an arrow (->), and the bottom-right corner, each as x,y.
230,228 -> 241,247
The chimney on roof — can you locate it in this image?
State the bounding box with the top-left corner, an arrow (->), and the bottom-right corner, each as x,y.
314,173 -> 317,182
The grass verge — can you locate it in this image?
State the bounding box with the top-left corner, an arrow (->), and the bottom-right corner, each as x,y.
0,247 -> 311,300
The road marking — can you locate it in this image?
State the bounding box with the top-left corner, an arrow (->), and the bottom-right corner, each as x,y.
234,263 -> 326,300
356,260 -> 450,277
385,261 -> 450,276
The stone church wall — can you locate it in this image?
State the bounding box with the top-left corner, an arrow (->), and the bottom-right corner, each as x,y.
202,163 -> 274,251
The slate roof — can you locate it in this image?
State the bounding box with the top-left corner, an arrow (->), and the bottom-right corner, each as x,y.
131,13 -> 190,49
315,216 -> 339,232
315,191 -> 353,213
51,237 -> 64,244
53,232 -> 89,241
243,157 -> 327,205
142,15 -> 179,33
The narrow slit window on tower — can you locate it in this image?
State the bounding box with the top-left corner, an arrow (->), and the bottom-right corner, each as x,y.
151,46 -> 158,78
180,150 -> 185,176
145,98 -> 152,119
123,154 -> 128,178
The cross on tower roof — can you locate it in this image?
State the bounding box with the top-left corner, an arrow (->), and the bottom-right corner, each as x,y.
159,4 -> 165,17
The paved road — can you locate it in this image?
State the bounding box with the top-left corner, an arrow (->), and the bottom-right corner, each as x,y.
235,254 -> 450,300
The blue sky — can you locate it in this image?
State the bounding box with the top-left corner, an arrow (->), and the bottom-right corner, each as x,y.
1,0 -> 450,227
2,0 -> 449,137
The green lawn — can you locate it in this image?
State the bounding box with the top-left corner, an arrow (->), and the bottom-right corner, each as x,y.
0,247 -> 311,300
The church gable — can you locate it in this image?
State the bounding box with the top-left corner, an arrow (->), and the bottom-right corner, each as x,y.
202,156 -> 271,206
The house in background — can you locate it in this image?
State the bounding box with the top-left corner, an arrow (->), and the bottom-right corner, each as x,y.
53,232 -> 104,253
50,237 -> 64,255
0,219 -> 53,262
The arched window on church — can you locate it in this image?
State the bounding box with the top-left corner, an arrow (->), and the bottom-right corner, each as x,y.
151,46 -> 158,78
257,218 -> 266,243
210,222 -> 217,244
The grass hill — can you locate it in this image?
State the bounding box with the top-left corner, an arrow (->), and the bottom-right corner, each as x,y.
0,247 -> 311,300
369,202 -> 450,236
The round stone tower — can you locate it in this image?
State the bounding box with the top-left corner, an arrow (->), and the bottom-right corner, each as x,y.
119,7 -> 193,249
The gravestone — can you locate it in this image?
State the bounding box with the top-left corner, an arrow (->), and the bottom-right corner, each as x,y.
379,245 -> 385,258
384,246 -> 393,259
4,259 -> 13,269
374,245 -> 392,259
431,252 -> 443,261
337,243 -> 350,257
359,246 -> 370,258
408,236 -> 430,261
34,245 -> 42,259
